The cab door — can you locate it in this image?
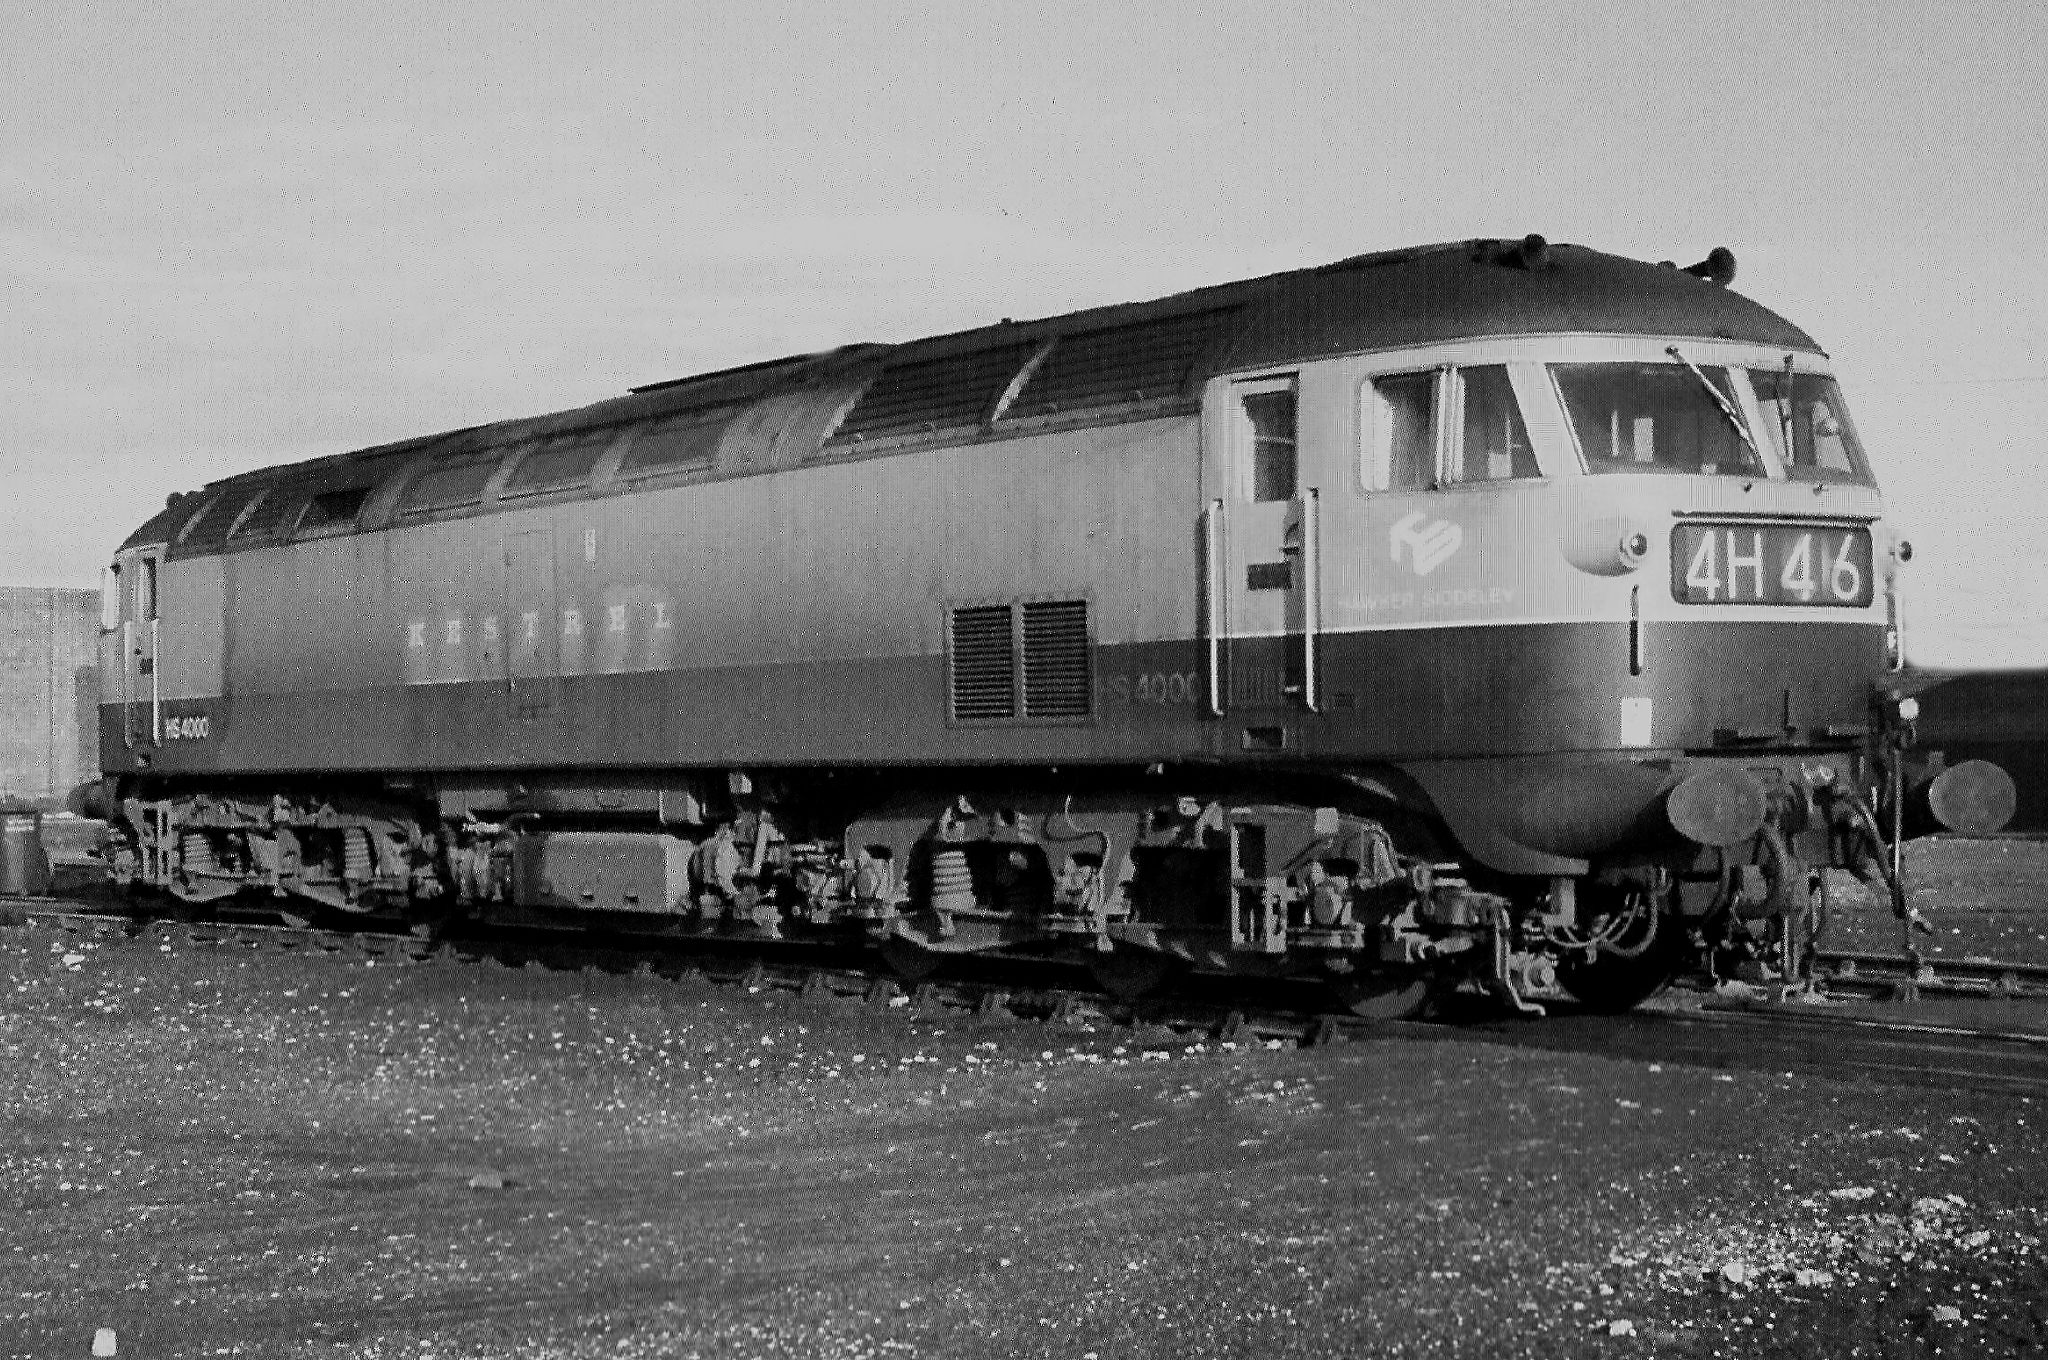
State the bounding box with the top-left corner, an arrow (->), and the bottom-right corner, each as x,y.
505,528 -> 559,732
112,550 -> 163,750
1202,373 -> 1323,725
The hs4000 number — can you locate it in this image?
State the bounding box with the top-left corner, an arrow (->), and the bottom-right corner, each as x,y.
163,715 -> 211,742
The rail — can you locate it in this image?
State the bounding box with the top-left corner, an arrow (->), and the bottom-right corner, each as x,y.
8,896 -> 2048,1096
1810,948 -> 2048,1002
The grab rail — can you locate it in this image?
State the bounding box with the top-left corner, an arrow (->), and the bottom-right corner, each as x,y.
1200,498 -> 1225,717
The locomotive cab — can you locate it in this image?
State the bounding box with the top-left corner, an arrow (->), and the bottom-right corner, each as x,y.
1195,314 -> 1934,1008
1202,334 -> 1898,761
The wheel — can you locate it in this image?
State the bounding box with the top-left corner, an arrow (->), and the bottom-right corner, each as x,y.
877,933 -> 942,982
1556,887 -> 1685,1013
1327,971 -> 1432,1020
1088,949 -> 1179,1002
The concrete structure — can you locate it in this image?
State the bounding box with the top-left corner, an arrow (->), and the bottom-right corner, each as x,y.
0,587 -> 100,805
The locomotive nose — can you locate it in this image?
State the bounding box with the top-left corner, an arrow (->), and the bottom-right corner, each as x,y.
1499,761 -> 1770,859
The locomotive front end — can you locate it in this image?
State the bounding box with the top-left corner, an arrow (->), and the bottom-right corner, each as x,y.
1175,241 -> 2015,1012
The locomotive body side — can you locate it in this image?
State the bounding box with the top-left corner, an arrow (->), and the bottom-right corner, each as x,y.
107,412 -> 1209,775
93,240 -> 2001,1011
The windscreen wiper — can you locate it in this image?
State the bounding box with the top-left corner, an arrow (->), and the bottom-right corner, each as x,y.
1665,345 -> 1760,462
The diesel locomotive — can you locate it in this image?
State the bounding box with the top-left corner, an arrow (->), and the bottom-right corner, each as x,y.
95,236 -> 2013,1015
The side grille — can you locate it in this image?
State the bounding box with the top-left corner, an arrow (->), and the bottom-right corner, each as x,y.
948,599 -> 1092,723
1021,600 -> 1091,718
948,605 -> 1017,721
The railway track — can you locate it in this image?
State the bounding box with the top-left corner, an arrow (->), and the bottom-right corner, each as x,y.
1810,948 -> 2048,1001
8,892 -> 2048,1097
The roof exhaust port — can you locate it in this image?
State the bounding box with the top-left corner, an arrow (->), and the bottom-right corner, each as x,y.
1672,246 -> 1737,286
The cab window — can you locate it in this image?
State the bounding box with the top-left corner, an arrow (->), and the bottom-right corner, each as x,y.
1365,371 -> 1436,491
1451,365 -> 1537,482
1364,365 -> 1538,490
1553,362 -> 1766,476
1748,367 -> 1873,484
1240,382 -> 1298,502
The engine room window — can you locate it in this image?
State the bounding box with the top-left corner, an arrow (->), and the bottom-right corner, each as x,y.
505,430 -> 614,496
1453,365 -> 1537,482
177,487 -> 267,548
618,408 -> 728,476
296,486 -> 373,532
140,557 -> 158,621
1242,385 -> 1297,502
1365,371 -> 1437,491
400,458 -> 500,513
1552,362 -> 1766,476
224,489 -> 276,539
1748,368 -> 1872,483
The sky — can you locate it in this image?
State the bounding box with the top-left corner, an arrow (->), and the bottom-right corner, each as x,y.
4,0 -> 2046,668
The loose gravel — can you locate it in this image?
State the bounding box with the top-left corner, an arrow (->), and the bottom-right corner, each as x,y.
6,902 -> 2048,1358
1827,836 -> 2048,966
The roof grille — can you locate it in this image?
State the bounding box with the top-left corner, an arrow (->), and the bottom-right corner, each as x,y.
833,343 -> 1036,446
1004,308 -> 1233,421
1021,600 -> 1092,717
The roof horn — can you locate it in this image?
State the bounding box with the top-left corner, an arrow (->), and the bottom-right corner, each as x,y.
1502,233 -> 1549,270
1680,246 -> 1737,286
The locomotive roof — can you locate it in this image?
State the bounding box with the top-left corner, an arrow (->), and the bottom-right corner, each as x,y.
126,239 -> 1823,555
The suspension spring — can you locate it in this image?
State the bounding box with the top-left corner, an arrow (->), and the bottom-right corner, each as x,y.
342,828 -> 374,882
178,831 -> 218,875
930,849 -> 976,913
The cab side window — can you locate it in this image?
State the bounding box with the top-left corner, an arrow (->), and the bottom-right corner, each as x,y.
1365,371 -> 1437,491
1453,365 -> 1537,482
1241,383 -> 1298,502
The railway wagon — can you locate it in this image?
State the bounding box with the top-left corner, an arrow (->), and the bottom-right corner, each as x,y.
96,237 -> 2009,1015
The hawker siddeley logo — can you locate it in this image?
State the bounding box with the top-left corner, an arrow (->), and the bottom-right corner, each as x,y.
1390,511 -> 1463,576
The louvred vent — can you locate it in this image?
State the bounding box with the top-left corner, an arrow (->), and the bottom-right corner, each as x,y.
1003,308 -> 1234,421
949,605 -> 1017,722
833,343 -> 1036,445
948,599 -> 1092,723
1021,600 -> 1091,718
